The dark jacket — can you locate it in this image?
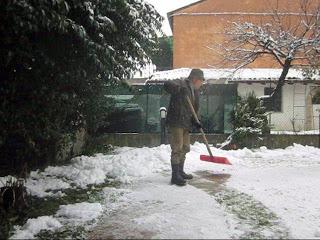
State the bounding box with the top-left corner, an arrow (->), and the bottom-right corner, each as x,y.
164,79 -> 199,130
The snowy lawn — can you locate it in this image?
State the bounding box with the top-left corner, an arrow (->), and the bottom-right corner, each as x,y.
3,143 -> 320,239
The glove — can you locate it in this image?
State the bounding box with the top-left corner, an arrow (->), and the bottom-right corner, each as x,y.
193,119 -> 202,129
180,86 -> 189,96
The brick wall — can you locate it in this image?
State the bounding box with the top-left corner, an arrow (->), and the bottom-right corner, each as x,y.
170,0 -> 317,68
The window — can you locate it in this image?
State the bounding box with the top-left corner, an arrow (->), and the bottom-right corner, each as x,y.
263,87 -> 282,112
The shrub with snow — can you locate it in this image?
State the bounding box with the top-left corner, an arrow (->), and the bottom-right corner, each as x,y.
229,92 -> 270,148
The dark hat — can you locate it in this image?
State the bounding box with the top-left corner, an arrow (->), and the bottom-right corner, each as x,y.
188,68 -> 205,81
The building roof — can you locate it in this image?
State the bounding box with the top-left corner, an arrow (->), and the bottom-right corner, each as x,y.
167,0 -> 204,31
146,68 -> 320,84
167,0 -> 205,16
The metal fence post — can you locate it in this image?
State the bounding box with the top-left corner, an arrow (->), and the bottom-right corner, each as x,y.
319,113 -> 320,148
160,107 -> 167,144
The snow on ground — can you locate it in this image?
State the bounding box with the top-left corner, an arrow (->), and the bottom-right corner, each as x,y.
7,142 -> 320,238
25,173 -> 70,198
94,142 -> 320,239
228,166 -> 320,239
185,143 -> 320,238
56,202 -> 103,224
92,175 -> 241,239
10,216 -> 62,239
10,202 -> 104,239
222,145 -> 320,239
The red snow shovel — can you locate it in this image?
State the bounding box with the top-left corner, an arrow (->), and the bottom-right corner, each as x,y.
186,96 -> 231,165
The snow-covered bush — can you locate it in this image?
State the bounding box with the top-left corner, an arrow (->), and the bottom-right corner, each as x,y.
229,92 -> 270,148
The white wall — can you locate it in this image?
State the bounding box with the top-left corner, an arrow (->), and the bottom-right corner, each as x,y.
237,83 -> 311,131
307,85 -> 320,131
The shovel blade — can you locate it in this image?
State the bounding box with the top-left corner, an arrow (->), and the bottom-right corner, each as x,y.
200,155 -> 232,165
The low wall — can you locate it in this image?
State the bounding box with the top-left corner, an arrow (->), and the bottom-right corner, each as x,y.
260,134 -> 319,148
95,133 -> 320,149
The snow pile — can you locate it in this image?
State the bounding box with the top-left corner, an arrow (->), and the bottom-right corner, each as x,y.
225,144 -> 320,168
25,172 -> 70,198
10,216 -> 62,239
25,145 -> 171,197
56,202 -> 103,224
186,142 -> 320,170
106,145 -> 170,181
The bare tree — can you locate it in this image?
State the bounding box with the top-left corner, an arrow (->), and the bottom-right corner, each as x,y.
215,0 -> 320,96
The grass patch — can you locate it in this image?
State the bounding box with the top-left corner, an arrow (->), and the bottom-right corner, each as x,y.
37,226 -> 87,239
26,180 -> 119,218
215,189 -> 289,239
189,175 -> 289,239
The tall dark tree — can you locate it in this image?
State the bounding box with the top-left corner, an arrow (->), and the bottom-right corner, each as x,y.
150,36 -> 173,71
0,0 -> 162,172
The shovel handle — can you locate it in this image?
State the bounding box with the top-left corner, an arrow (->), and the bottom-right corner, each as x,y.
186,96 -> 213,157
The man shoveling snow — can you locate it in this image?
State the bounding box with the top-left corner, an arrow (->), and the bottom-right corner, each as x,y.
164,68 -> 204,186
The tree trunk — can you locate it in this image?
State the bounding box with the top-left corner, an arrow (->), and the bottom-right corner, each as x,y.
272,59 -> 292,97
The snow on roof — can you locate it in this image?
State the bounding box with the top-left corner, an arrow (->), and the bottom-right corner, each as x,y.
147,68 -> 320,83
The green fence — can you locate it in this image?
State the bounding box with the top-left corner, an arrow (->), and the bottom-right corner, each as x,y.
103,83 -> 237,134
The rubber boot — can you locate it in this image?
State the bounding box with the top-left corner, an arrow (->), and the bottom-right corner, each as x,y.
171,164 -> 186,186
179,160 -> 193,180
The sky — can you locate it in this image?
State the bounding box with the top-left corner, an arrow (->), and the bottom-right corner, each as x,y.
145,0 -> 200,36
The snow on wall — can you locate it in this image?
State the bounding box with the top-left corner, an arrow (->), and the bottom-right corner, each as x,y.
148,68 -> 318,82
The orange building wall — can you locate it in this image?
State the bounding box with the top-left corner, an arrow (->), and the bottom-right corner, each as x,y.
171,0 -> 319,68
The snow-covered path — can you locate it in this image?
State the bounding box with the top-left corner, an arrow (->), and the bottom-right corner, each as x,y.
91,174 -> 239,239
90,172 -> 290,239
